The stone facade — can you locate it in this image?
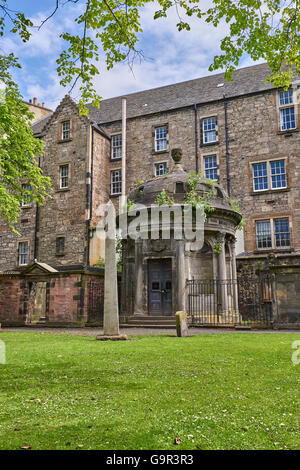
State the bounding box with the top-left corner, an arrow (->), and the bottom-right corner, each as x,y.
103,89 -> 300,258
23,98 -> 52,123
0,63 -> 299,326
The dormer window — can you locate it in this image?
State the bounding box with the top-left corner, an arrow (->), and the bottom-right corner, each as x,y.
62,120 -> 71,140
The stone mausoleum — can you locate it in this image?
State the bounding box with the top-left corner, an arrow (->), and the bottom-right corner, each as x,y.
121,151 -> 242,322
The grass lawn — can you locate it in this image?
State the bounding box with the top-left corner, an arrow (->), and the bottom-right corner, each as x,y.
0,331 -> 299,450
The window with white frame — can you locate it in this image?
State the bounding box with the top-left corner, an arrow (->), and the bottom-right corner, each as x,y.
155,126 -> 167,151
202,117 -> 217,143
155,162 -> 167,176
111,170 -> 122,195
255,218 -> 290,249
274,218 -> 290,248
62,120 -> 71,140
204,155 -> 218,180
59,164 -> 69,189
279,90 -> 296,131
21,184 -> 31,207
252,160 -> 286,191
18,241 -> 29,266
111,135 -> 122,159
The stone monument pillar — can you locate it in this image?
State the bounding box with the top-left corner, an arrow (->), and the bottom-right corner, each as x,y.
134,239 -> 144,315
97,201 -> 127,341
103,235 -> 120,336
177,240 -> 186,311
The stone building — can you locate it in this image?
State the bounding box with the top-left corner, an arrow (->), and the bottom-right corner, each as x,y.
121,151 -> 242,322
23,97 -> 53,123
0,62 -> 299,326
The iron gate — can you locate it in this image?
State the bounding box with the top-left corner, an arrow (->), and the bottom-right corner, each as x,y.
187,276 -> 273,327
87,278 -> 122,325
87,280 -> 104,324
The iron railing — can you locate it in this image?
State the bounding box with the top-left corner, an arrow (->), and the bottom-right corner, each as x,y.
187,277 -> 272,327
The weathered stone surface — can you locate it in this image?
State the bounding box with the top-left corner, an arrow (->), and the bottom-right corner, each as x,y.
0,271 -> 105,326
96,334 -> 128,341
0,65 -> 300,326
175,311 -> 189,337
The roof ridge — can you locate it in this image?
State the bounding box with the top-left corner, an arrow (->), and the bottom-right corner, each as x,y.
87,62 -> 270,106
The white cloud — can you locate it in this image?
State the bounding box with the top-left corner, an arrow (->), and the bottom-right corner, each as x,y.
5,1 -> 262,110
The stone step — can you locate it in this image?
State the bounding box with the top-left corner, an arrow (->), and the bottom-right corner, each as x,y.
120,323 -> 176,329
124,315 -> 176,329
127,319 -> 176,325
127,317 -> 176,321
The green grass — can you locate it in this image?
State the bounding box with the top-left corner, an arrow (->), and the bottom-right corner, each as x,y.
0,331 -> 299,450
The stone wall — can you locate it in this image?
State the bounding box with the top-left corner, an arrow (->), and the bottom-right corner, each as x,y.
89,128 -> 111,265
102,89 -> 300,258
24,101 -> 53,123
0,271 -> 105,327
273,266 -> 300,326
0,204 -> 36,272
237,253 -> 300,279
37,96 -> 91,267
0,276 -> 25,325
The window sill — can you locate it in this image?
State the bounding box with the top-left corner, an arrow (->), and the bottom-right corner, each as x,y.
56,188 -> 70,193
251,188 -> 290,196
110,157 -> 122,162
55,253 -> 65,257
253,248 -> 292,254
57,138 -> 73,144
277,128 -> 299,136
110,193 -> 121,198
200,141 -> 219,148
21,205 -> 32,209
152,150 -> 169,156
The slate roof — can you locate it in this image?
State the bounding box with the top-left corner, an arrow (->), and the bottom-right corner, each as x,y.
87,62 -> 276,124
32,62 -> 278,134
32,113 -> 53,135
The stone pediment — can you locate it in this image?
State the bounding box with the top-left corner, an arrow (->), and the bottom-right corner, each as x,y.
23,262 -> 58,276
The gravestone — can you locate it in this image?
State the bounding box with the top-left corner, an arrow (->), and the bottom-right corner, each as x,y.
175,311 -> 189,337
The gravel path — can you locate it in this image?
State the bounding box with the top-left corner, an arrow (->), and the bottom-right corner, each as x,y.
1,326 -> 299,336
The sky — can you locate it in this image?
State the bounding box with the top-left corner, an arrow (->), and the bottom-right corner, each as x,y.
0,0 -> 262,110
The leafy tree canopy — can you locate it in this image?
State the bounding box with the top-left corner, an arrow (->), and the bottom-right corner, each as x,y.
0,0 -> 299,228
0,53 -> 51,230
0,0 -> 299,114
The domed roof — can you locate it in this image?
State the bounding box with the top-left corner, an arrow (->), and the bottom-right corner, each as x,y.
128,149 -> 235,215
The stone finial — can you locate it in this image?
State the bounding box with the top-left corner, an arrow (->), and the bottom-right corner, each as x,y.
171,148 -> 182,164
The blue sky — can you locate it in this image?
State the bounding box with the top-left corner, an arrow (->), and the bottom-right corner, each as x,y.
1,0 -> 260,110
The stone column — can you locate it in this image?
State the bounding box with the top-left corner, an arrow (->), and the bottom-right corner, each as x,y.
212,249 -> 218,280
134,239 -> 144,315
217,234 -> 227,312
231,239 -> 239,314
177,240 -> 186,312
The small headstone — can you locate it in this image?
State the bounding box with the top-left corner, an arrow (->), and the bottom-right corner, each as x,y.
175,311 -> 189,337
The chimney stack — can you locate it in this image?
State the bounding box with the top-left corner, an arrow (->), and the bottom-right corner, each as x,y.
42,102 -> 45,108
33,97 -> 37,105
